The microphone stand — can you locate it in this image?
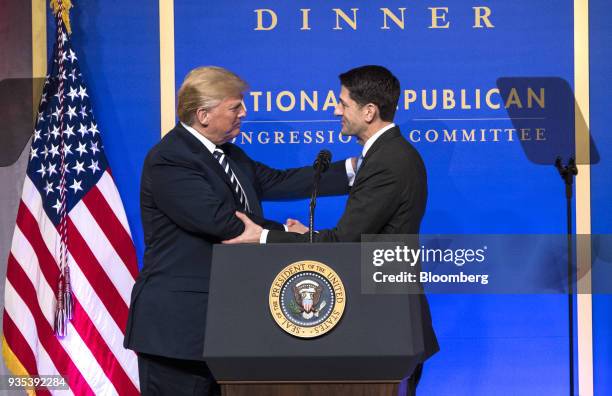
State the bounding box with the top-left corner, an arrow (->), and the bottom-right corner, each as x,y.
555,156 -> 578,396
309,168 -> 322,243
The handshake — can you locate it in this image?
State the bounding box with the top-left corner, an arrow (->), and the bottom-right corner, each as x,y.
223,213 -> 309,244
285,218 -> 308,234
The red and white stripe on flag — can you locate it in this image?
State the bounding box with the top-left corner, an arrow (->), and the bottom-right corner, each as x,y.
2,6 -> 140,396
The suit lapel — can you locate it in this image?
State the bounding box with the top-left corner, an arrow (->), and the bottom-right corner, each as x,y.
174,125 -> 242,205
354,126 -> 401,185
364,126 -> 401,159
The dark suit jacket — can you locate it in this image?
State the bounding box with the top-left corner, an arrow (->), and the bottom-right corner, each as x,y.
267,126 -> 439,361
124,123 -> 348,360
268,126 -> 427,242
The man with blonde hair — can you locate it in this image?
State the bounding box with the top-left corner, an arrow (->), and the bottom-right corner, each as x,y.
124,66 -> 350,395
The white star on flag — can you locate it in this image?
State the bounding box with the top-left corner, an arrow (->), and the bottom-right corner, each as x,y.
33,129 -> 42,142
50,125 -> 61,139
49,144 -> 60,158
62,143 -> 73,156
75,142 -> 88,157
43,181 -> 54,195
67,86 -> 78,101
90,141 -> 100,155
52,198 -> 62,213
89,122 -> 99,136
78,123 -> 89,137
78,85 -> 88,99
66,105 -> 78,120
69,179 -> 83,193
63,124 -> 75,139
72,160 -> 85,175
47,162 -> 57,176
36,163 -> 46,178
51,106 -> 62,120
68,48 -> 77,63
88,159 -> 100,174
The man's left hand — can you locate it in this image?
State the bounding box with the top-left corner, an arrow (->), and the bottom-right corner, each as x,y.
222,211 -> 263,244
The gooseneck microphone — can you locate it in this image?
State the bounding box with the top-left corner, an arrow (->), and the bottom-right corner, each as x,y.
309,150 -> 332,243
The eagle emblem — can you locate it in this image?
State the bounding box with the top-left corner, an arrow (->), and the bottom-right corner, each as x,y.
293,280 -> 327,319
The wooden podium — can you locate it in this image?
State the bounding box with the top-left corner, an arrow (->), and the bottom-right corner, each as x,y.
204,243 -> 437,396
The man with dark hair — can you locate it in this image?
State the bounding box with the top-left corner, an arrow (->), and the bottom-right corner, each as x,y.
225,65 -> 438,394
227,64 -> 430,241
338,65 -> 400,122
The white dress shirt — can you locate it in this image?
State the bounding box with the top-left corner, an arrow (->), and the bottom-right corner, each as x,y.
181,122 -> 217,154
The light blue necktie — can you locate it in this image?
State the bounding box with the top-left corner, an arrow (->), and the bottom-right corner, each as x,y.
355,154 -> 364,173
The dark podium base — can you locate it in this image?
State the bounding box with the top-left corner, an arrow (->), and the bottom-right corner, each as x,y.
221,382 -> 399,396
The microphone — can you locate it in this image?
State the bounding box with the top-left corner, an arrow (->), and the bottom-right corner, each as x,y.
309,150 -> 332,243
313,150 -> 332,173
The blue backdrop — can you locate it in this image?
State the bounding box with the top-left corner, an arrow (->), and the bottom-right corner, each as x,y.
590,0 -> 612,394
49,1 -> 610,394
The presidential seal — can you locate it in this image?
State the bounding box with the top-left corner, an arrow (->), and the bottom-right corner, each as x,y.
269,260 -> 346,338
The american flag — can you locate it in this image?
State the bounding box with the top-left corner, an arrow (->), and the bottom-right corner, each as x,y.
2,9 -> 140,396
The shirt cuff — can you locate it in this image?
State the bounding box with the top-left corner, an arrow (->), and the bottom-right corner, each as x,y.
283,224 -> 288,232
345,158 -> 356,187
260,229 -> 269,244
